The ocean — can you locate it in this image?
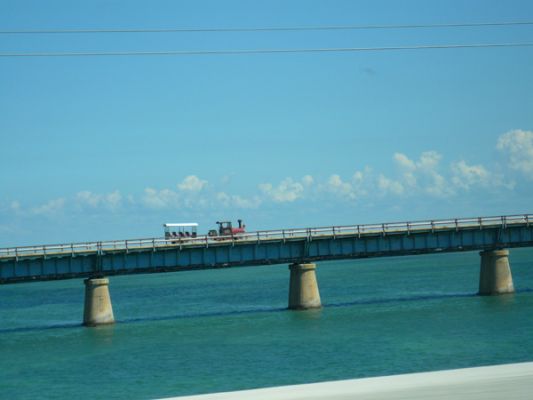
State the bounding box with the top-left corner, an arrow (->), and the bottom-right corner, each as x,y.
1,248 -> 532,399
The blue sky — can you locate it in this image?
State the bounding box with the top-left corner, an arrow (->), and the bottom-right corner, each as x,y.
1,0 -> 533,246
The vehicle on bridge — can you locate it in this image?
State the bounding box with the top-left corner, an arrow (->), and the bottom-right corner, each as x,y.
163,223 -> 198,240
208,220 -> 246,238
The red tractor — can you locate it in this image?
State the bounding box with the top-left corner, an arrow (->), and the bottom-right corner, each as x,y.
208,220 -> 246,238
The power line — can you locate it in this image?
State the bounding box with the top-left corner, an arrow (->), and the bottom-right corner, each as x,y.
1,42 -> 532,57
1,21 -> 533,35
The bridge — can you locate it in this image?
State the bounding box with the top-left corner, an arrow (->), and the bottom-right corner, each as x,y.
1,214 -> 532,326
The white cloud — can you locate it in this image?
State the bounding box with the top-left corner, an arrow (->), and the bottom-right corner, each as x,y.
394,152 -> 416,171
141,176 -> 208,209
497,129 -> 533,178
326,174 -> 358,199
321,168 -> 371,201
259,178 -> 305,202
353,171 -> 364,183
419,152 -> 445,193
377,174 -> 404,195
142,188 -> 180,209
390,151 -> 454,197
393,153 -> 417,188
220,174 -> 233,185
352,169 -> 371,195
178,175 -> 208,192
5,131 -> 531,223
106,191 -> 122,208
417,151 -> 441,170
0,200 -> 23,215
31,198 -> 66,216
451,161 -> 490,190
76,190 -> 122,209
328,174 -> 349,191
10,201 -> 21,213
76,191 -> 100,207
407,151 -> 452,197
302,175 -> 314,186
424,172 -> 453,197
216,192 -> 261,209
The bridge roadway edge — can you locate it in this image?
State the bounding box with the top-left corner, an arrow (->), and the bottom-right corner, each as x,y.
161,362 -> 533,400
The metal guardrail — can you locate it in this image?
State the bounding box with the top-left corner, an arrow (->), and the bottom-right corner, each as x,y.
0,214 -> 531,260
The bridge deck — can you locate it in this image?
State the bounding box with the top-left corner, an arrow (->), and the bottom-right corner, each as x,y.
1,214 -> 532,283
1,214 -> 531,260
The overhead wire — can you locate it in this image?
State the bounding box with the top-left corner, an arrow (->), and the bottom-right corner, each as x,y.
1,42 -> 532,57
2,21 -> 532,58
1,21 -> 533,35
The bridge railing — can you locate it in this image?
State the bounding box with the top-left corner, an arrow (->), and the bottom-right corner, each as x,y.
1,214 -> 531,260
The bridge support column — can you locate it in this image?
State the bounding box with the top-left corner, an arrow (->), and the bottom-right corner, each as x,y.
288,263 -> 321,310
479,249 -> 514,295
83,277 -> 115,326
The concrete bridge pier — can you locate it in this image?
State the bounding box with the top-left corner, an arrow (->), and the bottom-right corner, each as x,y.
83,277 -> 115,326
288,263 -> 322,310
479,249 -> 515,295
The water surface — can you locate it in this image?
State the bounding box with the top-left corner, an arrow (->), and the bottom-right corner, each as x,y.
1,249 -> 532,399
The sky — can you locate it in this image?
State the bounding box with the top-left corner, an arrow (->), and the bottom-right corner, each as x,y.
1,0 -> 533,247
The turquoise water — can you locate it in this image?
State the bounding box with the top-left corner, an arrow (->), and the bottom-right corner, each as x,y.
1,249 -> 532,399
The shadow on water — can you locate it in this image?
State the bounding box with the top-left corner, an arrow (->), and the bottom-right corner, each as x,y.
325,292 -> 478,309
2,288 -> 532,335
0,322 -> 81,334
119,305 -> 288,325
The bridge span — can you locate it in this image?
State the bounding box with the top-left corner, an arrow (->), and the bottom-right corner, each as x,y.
1,214 -> 532,326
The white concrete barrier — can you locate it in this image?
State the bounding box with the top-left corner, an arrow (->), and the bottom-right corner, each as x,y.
161,362 -> 533,400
